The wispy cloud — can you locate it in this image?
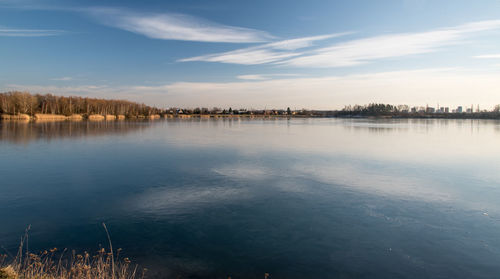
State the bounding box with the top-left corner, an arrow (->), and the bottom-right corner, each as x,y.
0,26 -> 64,37
181,48 -> 300,65
282,20 -> 500,67
474,54 -> 500,59
86,7 -> 273,43
236,74 -> 269,80
50,76 -> 73,81
4,84 -> 110,96
237,73 -> 300,80
179,33 -> 348,65
264,34 -> 348,50
180,20 -> 500,67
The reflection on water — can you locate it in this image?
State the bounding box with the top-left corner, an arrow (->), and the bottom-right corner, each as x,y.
0,120 -> 157,144
1,118 -> 500,278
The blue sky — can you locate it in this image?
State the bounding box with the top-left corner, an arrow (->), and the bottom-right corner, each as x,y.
1,0 -> 500,109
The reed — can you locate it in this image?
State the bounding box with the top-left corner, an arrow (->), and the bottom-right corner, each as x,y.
0,225 -> 144,279
88,114 -> 105,121
34,114 -> 68,121
68,114 -> 83,121
1,114 -> 31,120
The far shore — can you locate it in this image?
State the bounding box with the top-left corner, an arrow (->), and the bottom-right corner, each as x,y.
2,92 -> 499,121
0,113 -> 162,122
2,112 -> 500,121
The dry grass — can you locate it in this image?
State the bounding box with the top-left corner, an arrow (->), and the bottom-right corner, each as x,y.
34,114 -> 68,121
1,114 -> 31,120
1,227 -> 272,279
88,114 -> 105,121
68,114 -> 83,121
0,225 -> 145,279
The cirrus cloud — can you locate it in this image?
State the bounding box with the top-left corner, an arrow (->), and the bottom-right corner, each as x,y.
282,20 -> 500,67
0,26 -> 65,37
474,54 -> 500,59
86,7 -> 274,43
179,20 -> 500,68
179,33 -> 349,65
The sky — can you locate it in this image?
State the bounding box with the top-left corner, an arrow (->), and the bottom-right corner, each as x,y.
1,0 -> 500,109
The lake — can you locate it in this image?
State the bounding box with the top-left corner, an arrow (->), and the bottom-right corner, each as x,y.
1,118 -> 500,278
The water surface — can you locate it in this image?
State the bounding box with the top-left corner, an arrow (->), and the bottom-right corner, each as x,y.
1,118 -> 500,278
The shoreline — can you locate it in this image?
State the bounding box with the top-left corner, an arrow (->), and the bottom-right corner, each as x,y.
2,113 -> 500,121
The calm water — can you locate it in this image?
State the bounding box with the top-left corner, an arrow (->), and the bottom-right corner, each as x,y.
1,118 -> 500,278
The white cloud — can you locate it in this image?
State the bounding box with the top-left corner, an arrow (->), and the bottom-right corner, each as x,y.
50,77 -> 73,81
0,26 -> 64,37
5,68 -> 500,109
180,20 -> 500,67
236,73 -> 300,80
87,7 -> 273,43
179,33 -> 347,64
181,48 -> 301,65
3,84 -> 111,96
237,74 -> 268,80
474,54 -> 500,59
282,20 -> 500,67
264,34 -> 350,50
143,68 -> 500,109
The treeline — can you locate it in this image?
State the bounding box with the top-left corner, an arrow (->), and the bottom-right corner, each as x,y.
338,104 -> 408,116
3,92 -> 499,119
165,107 -> 295,115
334,103 -> 500,118
0,91 -> 161,116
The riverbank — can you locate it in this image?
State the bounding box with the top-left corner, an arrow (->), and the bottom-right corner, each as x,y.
2,112 -> 500,121
0,113 -> 163,122
0,113 -> 309,121
167,113 -> 500,119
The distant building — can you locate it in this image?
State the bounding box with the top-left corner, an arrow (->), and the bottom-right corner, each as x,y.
445,107 -> 449,113
426,107 -> 435,113
466,108 -> 472,113
457,106 -> 463,113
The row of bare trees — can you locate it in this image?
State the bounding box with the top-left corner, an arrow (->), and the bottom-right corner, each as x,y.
0,91 -> 161,116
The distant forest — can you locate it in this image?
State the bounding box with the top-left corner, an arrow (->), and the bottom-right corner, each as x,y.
0,91 -> 161,116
